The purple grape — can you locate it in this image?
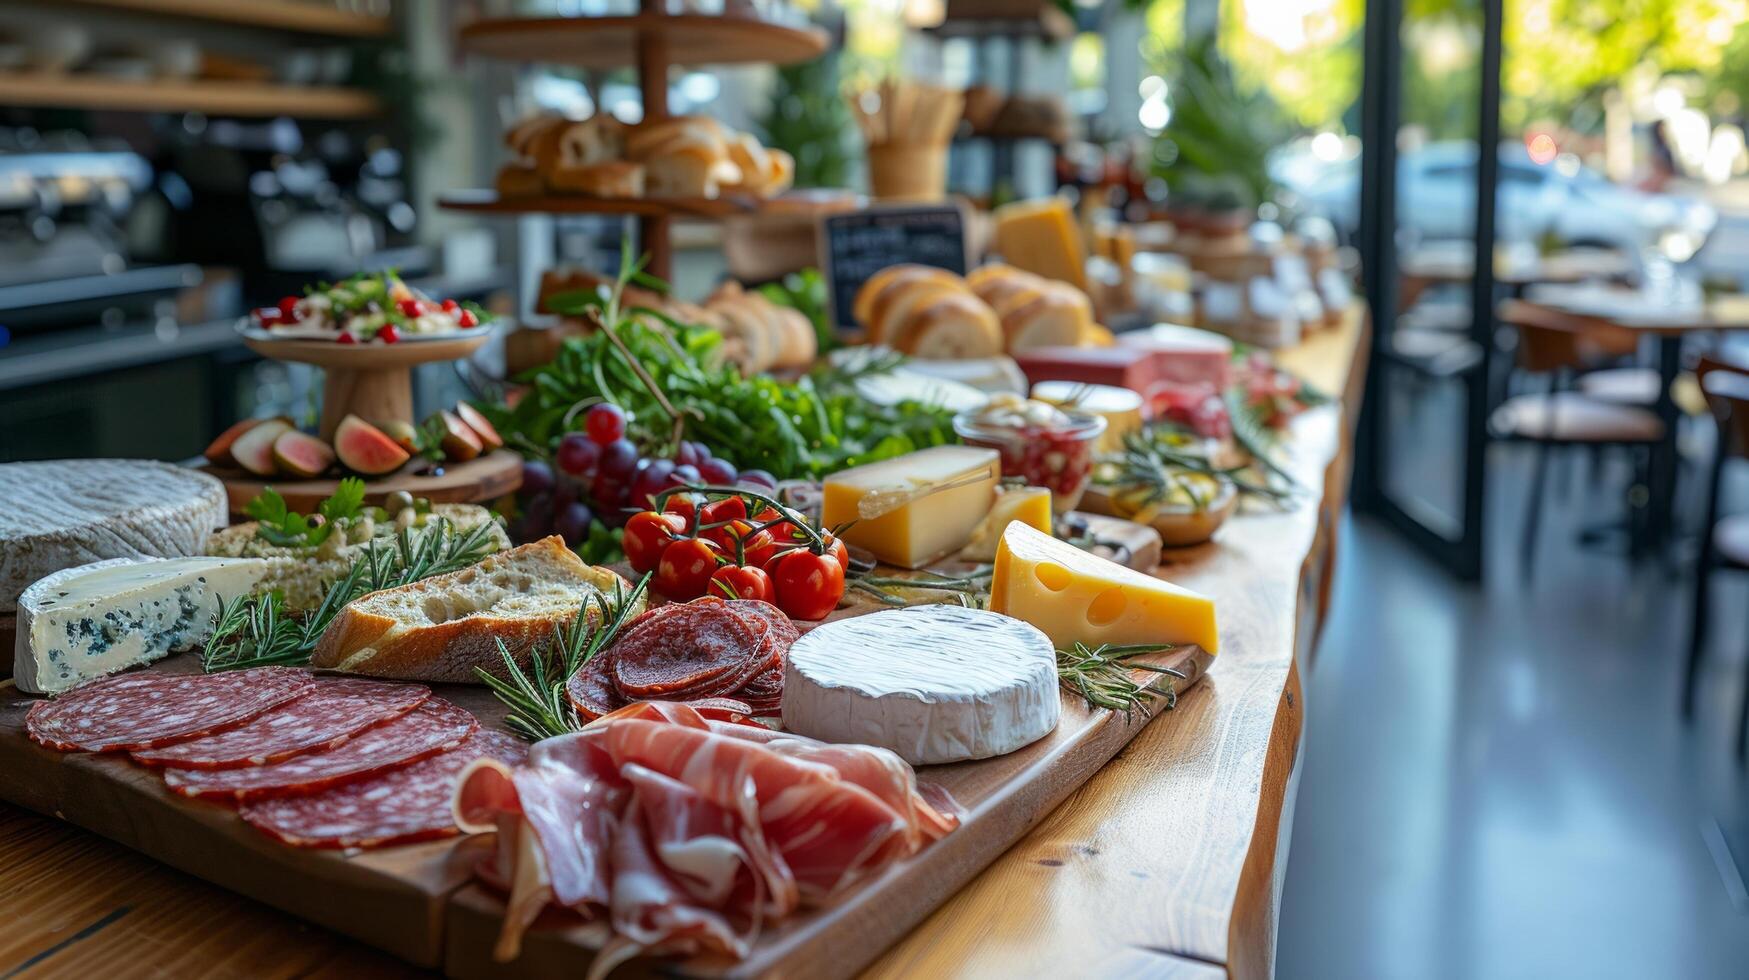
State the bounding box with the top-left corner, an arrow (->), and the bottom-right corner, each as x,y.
521,493 -> 554,539
554,501 -> 595,545
631,458 -> 675,509
698,457 -> 737,484
739,469 -> 776,489
556,434 -> 600,477
520,460 -> 555,497
671,463 -> 700,487
583,403 -> 627,445
600,438 -> 639,477
674,442 -> 700,468
690,440 -> 712,461
591,472 -> 628,509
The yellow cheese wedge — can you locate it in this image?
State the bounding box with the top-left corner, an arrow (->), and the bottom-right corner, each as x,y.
1032,380 -> 1142,452
960,485 -> 1053,562
823,446 -> 1000,569
992,197 -> 1088,292
989,521 -> 1218,654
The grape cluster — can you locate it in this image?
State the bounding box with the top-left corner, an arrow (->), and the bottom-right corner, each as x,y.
510,403 -> 777,546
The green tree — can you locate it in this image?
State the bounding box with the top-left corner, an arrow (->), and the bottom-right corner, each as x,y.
758,52 -> 857,190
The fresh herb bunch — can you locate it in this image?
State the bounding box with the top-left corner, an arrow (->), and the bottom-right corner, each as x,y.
1057,642 -> 1187,718
480,253 -> 955,480
202,520 -> 501,672
478,574 -> 650,741
244,478 -> 368,548
1103,429 -> 1293,505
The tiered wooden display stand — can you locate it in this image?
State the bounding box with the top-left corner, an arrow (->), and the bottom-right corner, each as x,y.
199,326 -> 522,514
440,4 -> 829,279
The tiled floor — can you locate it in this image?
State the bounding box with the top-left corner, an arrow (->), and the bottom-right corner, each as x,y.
1280,446 -> 1749,979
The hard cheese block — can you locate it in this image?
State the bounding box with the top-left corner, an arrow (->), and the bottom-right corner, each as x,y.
15,556 -> 271,694
0,459 -> 228,614
822,446 -> 999,569
783,605 -> 1060,764
991,197 -> 1088,291
960,485 -> 1052,562
989,521 -> 1217,654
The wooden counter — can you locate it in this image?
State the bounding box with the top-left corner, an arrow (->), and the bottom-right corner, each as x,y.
0,309 -> 1368,980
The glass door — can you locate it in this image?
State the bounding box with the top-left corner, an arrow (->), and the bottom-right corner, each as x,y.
1355,0 -> 1502,580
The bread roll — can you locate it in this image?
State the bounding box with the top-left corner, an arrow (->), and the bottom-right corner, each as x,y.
726,132 -> 772,194
853,264 -> 925,327
310,537 -> 640,684
771,305 -> 818,368
712,293 -> 780,374
762,148 -> 795,198
505,115 -> 569,175
556,116 -> 626,169
999,284 -> 1090,352
892,293 -> 1004,359
548,160 -> 645,197
495,162 -> 545,197
626,115 -> 729,160
644,143 -> 741,198
859,265 -> 965,343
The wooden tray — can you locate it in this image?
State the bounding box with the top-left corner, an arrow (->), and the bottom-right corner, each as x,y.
457,13 -> 828,70
0,643 -> 1210,977
200,449 -> 524,515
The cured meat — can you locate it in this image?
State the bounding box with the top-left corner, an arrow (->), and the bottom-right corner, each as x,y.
239,729 -> 527,848
456,701 -> 959,968
132,678 -> 430,769
565,653 -> 620,721
164,697 -> 477,801
26,667 -> 314,753
611,602 -> 757,697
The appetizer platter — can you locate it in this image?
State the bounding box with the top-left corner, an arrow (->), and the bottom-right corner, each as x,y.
0,240 -> 1350,977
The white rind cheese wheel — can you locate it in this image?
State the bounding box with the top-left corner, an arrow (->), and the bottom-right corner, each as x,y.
0,460 -> 228,615
782,605 -> 1060,765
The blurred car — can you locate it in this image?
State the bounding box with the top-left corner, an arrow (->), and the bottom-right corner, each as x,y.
1278,140 -> 1717,257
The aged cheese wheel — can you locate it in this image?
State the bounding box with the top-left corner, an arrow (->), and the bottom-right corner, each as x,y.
0,460 -> 228,614
782,604 -> 1060,764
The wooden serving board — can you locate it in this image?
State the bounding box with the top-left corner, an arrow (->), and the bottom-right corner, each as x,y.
200,449 -> 524,516
0,643 -> 1211,978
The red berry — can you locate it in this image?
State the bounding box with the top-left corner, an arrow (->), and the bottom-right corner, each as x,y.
277,296 -> 300,318
441,298 -> 459,312
556,433 -> 601,476
335,331 -> 357,345
584,403 -> 627,445
377,324 -> 400,344
397,298 -> 423,318
457,309 -> 479,328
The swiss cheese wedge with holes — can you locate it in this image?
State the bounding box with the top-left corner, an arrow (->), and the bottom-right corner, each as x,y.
989,521 -> 1218,654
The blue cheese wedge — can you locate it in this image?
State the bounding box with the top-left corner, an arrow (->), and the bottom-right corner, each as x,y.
15,557 -> 271,694
782,605 -> 1060,765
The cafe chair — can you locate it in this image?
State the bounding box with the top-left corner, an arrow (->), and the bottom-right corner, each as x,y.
1680,357 -> 1749,758
1492,302 -> 1666,580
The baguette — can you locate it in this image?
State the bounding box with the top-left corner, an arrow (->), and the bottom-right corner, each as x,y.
310,536 -> 639,684
891,292 -> 1004,358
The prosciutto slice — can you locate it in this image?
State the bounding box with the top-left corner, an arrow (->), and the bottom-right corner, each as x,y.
454,701 -> 960,972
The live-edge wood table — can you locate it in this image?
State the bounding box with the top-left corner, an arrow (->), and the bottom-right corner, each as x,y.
0,309 -> 1369,980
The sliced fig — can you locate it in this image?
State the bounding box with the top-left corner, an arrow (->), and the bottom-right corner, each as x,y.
204,417 -> 279,467
379,419 -> 423,455
271,430 -> 336,479
436,409 -> 483,462
455,403 -> 504,451
229,418 -> 295,477
335,414 -> 411,476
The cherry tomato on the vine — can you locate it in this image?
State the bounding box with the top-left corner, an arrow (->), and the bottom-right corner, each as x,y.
819,533 -> 850,574
766,548 -> 846,620
703,517 -> 757,558
699,496 -> 748,526
662,492 -> 706,532
623,511 -> 686,574
707,564 -> 774,603
654,537 -> 723,600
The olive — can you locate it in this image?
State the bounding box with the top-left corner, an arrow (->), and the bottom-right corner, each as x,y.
386,490 -> 415,515
414,496 -> 432,514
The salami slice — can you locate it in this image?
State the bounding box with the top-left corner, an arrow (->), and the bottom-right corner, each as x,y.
132,679 -> 430,769
611,602 -> 758,697
27,667 -> 315,753
163,698 -> 477,802
725,599 -> 800,648
566,652 -> 621,721
239,729 -> 528,849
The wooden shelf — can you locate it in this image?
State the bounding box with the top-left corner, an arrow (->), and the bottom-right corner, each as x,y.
58,0 -> 392,37
457,13 -> 828,70
0,74 -> 381,118
438,188 -> 761,219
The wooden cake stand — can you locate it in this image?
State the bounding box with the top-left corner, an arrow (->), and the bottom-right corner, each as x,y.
199,449 -> 523,516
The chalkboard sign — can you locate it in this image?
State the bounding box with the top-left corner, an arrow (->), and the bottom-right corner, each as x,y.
819,204 -> 969,330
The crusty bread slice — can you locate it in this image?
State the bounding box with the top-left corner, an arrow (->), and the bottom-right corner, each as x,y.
310,536 -> 640,684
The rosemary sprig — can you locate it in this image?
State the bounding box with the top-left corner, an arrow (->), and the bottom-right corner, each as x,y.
1056,642 -> 1187,718
1226,389 -> 1300,490
1104,430 -> 1291,505
201,519 -> 502,672
477,574 -> 651,742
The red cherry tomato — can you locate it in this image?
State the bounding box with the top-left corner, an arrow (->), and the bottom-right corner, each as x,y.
703,518 -> 757,557
662,492 -> 705,531
397,298 -> 423,318
457,308 -> 480,328
277,296 -> 301,319
440,298 -> 459,313
623,511 -> 686,574
766,549 -> 845,620
707,564 -> 774,603
699,496 -> 748,526
739,528 -> 782,569
654,537 -> 723,601
378,324 -> 401,344
819,533 -> 850,574
335,331 -> 357,345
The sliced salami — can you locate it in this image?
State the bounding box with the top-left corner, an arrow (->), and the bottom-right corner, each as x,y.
132,679 -> 430,769
239,729 -> 528,849
566,652 -> 621,721
163,698 -> 477,802
26,667 -> 315,753
611,602 -> 758,697
726,599 -> 801,648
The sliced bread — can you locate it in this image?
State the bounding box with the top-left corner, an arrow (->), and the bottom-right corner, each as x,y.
310,536 -> 640,684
